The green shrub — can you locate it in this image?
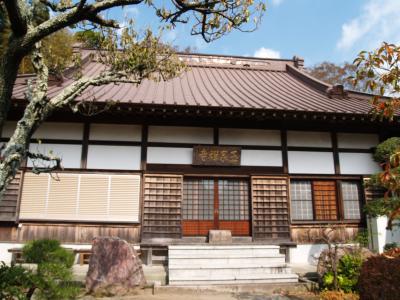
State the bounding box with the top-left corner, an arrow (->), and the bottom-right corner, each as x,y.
22,239 -> 79,300
0,262 -> 35,300
322,254 -> 363,293
373,137 -> 400,163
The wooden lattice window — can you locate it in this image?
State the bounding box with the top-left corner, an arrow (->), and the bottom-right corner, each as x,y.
313,181 -> 338,221
182,179 -> 213,221
341,182 -> 361,220
219,179 -> 249,221
251,176 -> 290,240
142,174 -> 183,239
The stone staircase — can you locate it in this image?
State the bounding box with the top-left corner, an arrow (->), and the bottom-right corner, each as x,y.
168,245 -> 299,285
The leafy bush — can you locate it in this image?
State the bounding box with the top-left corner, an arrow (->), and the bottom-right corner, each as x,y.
373,137 -> 400,163
22,239 -> 79,300
322,254 -> 363,293
384,242 -> 398,251
359,255 -> 400,300
0,262 -> 35,300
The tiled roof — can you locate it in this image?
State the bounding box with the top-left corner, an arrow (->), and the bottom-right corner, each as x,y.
12,50 -> 374,115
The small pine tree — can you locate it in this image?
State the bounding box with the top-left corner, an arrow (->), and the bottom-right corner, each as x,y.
22,239 -> 79,300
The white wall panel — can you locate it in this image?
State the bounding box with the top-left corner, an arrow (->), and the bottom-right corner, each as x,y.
89,123 -> 141,141
241,150 -> 282,166
28,143 -> 82,168
287,131 -> 331,147
87,145 -> 141,170
219,128 -> 281,146
1,121 -> 17,138
148,126 -> 213,144
147,147 -> 192,164
339,152 -> 381,174
288,151 -> 335,174
32,122 -> 83,140
337,133 -> 379,149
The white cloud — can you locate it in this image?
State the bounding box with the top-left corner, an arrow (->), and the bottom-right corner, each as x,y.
270,0 -> 283,6
253,47 -> 281,59
337,0 -> 400,50
123,6 -> 139,16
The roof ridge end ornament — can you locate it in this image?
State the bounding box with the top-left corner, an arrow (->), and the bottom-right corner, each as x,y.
326,84 -> 348,99
293,56 -> 304,69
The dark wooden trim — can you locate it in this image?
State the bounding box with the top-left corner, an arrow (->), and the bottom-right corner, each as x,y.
22,168 -> 142,175
213,178 -> 219,229
141,125 -> 148,171
281,130 -> 288,174
147,141 -> 282,150
15,170 -> 25,224
145,164 -> 283,175
291,220 -> 364,226
336,180 -> 344,220
213,127 -> 219,145
80,122 -> 90,169
287,146 -> 332,152
289,174 -> 362,180
337,148 -> 374,153
331,132 -> 341,175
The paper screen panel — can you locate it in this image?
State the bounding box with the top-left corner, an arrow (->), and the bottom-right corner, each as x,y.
46,174 -> 78,219
78,175 -> 109,220
19,173 -> 49,219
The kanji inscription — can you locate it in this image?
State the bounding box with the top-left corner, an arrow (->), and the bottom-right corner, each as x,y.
193,146 -> 241,166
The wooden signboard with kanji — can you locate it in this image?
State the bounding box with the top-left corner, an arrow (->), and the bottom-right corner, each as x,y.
193,146 -> 241,166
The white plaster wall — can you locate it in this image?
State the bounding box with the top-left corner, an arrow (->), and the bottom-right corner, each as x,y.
241,150 -> 282,166
148,126 -> 213,144
87,145 -> 141,170
219,128 -> 281,146
0,243 -> 23,264
337,133 -> 379,149
287,131 -> 331,147
147,147 -> 193,164
339,153 -> 381,175
32,122 -> 84,140
28,143 -> 82,168
89,124 -> 141,141
368,216 -> 400,253
1,121 -> 17,138
289,244 -> 328,265
288,151 -> 335,174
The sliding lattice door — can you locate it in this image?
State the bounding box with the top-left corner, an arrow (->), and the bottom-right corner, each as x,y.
251,176 -> 290,240
142,174 -> 183,239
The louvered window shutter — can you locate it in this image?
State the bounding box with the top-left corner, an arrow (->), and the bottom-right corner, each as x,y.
19,172 -> 141,222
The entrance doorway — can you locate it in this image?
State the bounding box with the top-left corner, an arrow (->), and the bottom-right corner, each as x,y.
182,178 -> 250,236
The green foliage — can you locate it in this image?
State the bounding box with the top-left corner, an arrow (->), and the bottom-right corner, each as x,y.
384,242 -> 398,251
373,137 -> 400,163
354,229 -> 369,248
322,254 -> 363,293
22,239 -> 79,300
75,30 -> 103,49
0,262 -> 35,300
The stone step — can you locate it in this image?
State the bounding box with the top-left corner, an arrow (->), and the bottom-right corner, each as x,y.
169,274 -> 299,286
169,266 -> 293,279
169,256 -> 286,268
169,246 -> 281,258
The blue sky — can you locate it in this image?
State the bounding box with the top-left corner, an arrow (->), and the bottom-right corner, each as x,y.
107,0 -> 400,67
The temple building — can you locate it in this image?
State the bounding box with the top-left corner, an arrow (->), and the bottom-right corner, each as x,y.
0,49 -> 399,284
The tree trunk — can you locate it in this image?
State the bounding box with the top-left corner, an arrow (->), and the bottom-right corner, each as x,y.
0,44 -> 24,131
